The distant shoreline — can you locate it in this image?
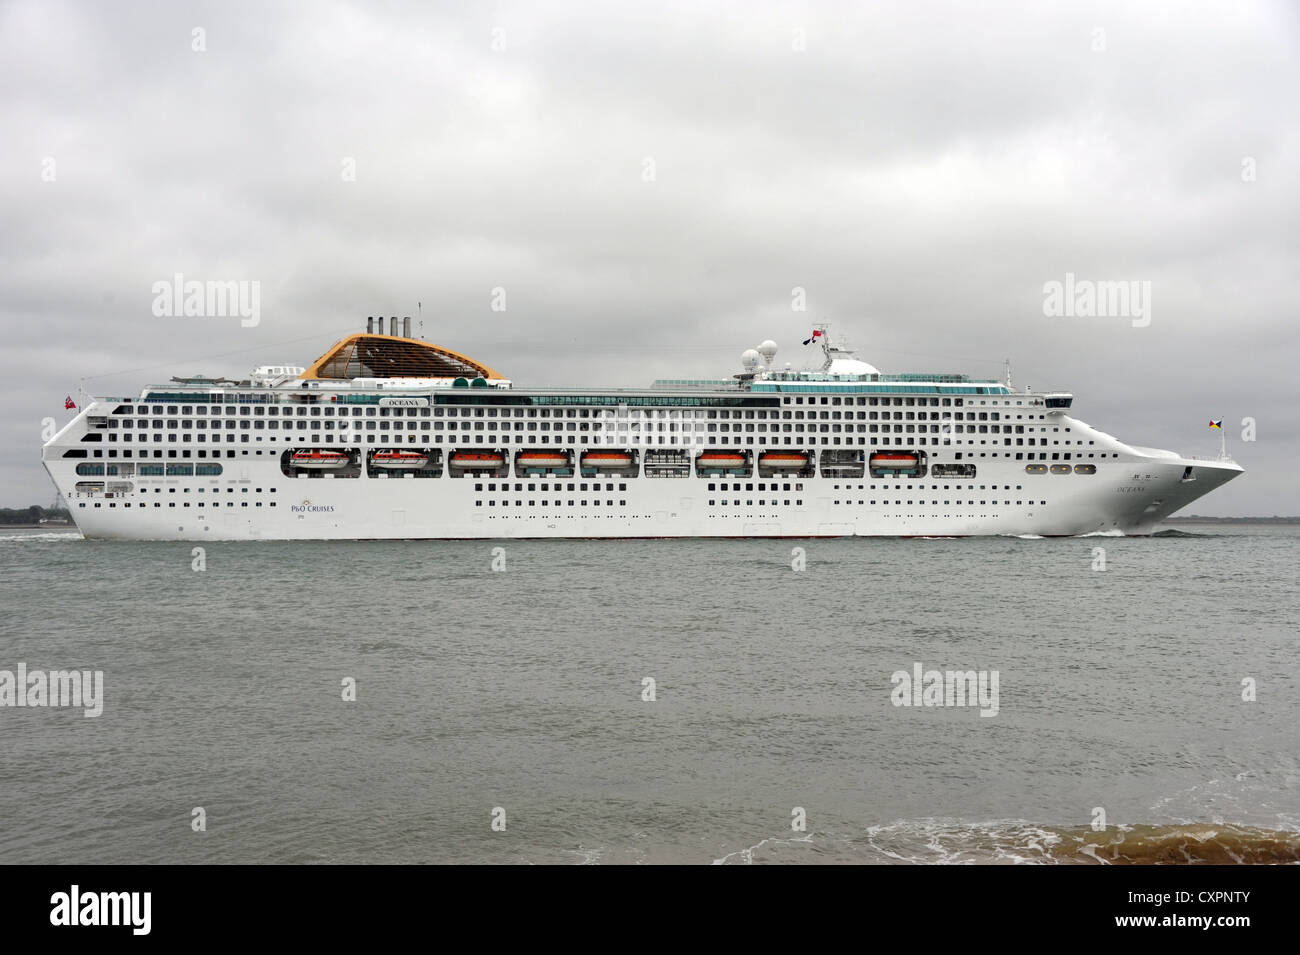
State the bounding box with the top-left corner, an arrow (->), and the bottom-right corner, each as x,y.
1162,517 -> 1300,524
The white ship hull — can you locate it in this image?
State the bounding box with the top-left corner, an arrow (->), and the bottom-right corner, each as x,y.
42,325 -> 1243,540
46,425 -> 1241,542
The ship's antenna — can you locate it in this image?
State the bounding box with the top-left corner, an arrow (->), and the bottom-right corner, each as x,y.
1004,358 -> 1012,390
417,301 -> 422,339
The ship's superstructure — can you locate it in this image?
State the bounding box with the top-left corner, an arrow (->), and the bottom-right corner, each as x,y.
43,319 -> 1243,540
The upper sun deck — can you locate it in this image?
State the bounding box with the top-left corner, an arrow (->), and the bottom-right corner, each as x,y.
300,332 -> 509,383
750,372 -> 1010,395
92,321 -> 1048,407
648,374 -> 1012,396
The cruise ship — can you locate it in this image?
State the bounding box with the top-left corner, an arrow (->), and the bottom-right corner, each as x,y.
44,319 -> 1243,540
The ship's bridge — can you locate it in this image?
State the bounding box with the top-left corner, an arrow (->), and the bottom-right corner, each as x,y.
300,333 -> 509,385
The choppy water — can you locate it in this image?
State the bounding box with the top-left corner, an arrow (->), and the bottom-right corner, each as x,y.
1,523 -> 1297,864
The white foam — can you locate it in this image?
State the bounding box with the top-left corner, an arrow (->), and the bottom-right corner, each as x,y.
565,845 -> 603,865
862,818 -> 1072,865
712,833 -> 814,865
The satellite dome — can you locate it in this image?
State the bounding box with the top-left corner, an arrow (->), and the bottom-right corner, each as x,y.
757,340 -> 778,362
741,348 -> 761,371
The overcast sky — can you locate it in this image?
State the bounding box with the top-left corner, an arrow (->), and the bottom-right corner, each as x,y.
3,0 -> 1297,514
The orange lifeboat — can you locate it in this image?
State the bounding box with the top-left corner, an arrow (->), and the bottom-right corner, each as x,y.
449,451 -> 505,469
581,451 -> 633,468
370,450 -> 429,469
758,451 -> 809,470
698,452 -> 747,467
292,450 -> 350,469
516,452 -> 570,468
869,452 -> 919,470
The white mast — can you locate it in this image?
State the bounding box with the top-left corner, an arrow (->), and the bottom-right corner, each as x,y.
816,322 -> 832,368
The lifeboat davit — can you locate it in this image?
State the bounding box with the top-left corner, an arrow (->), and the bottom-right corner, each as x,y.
371,450 -> 429,469
449,452 -> 505,469
869,453 -> 919,469
758,452 -> 809,469
292,450 -> 350,469
516,452 -> 570,468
